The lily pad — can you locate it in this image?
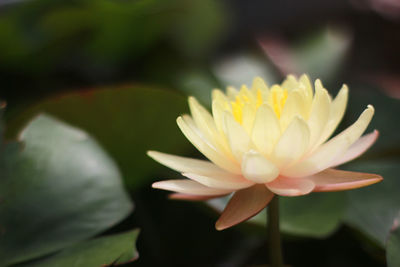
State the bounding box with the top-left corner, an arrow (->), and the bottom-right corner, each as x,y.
343,160 -> 400,247
21,230 -> 140,267
0,114 -> 133,266
6,86 -> 190,189
387,217 -> 400,267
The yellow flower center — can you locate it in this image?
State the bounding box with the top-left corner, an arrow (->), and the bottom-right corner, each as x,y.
230,86 -> 288,124
268,86 -> 288,119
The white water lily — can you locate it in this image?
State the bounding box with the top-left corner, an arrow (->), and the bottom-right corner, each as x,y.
149,74 -> 382,230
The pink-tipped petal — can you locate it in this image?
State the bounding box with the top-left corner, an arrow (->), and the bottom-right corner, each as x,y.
330,130 -> 379,167
310,168 -> 383,192
169,193 -> 228,201
152,180 -> 233,196
215,185 -> 274,230
266,176 -> 315,196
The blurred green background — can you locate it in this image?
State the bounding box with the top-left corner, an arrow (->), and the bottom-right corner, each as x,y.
0,0 -> 399,266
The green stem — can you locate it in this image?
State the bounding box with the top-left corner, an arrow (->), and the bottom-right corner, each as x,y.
267,196 -> 284,267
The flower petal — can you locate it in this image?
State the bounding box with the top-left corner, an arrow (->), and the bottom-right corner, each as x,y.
152,179 -> 233,195
315,84 -> 348,147
283,105 -> 374,177
224,112 -> 251,162
169,193 -> 227,201
280,90 -> 306,131
242,103 -> 256,134
251,104 -> 281,156
252,76 -> 269,96
272,116 -> 310,168
241,150 -> 279,183
212,99 -> 228,135
227,86 -> 239,100
177,115 -> 241,174
330,130 -> 379,167
307,85 -> 331,149
189,97 -> 231,155
299,74 -> 313,107
215,185 -> 274,230
147,151 -> 232,177
266,176 -> 315,196
310,168 -> 383,192
182,172 -> 253,190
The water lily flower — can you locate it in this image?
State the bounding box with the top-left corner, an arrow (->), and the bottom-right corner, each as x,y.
149,74 -> 382,230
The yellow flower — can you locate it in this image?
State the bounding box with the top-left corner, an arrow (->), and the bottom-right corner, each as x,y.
148,74 -> 382,230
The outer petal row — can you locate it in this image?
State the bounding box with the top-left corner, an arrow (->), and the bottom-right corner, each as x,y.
152,179 -> 233,196
282,105 -> 375,177
177,115 -> 241,174
215,185 -> 274,230
309,168 -> 382,192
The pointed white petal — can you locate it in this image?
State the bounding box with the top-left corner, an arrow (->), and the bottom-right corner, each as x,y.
299,74 -> 313,107
152,180 -> 233,195
315,84 -> 348,146
283,105 -> 375,177
212,89 -> 229,103
147,151 -> 235,177
241,103 -> 256,134
212,100 -> 227,135
281,74 -> 299,91
189,97 -> 231,157
241,150 -> 279,183
183,172 -> 253,190
280,90 -> 306,131
226,86 -> 238,100
224,112 -> 251,162
251,104 -> 281,155
252,76 -> 269,95
330,130 -> 379,167
266,176 -> 315,196
177,115 -> 241,174
272,116 -> 310,168
307,87 -> 331,149
188,96 -> 218,140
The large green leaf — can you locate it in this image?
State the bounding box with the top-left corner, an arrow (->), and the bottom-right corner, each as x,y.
0,114 -> 133,266
208,192 -> 345,238
22,230 -> 140,267
343,160 -> 400,247
6,86 -> 190,189
387,218 -> 400,267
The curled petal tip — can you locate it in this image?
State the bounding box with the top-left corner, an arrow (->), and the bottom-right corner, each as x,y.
215,222 -> 225,231
151,182 -> 162,189
147,150 -> 155,157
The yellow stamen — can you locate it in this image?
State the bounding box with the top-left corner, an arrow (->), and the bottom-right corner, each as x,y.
229,84 -> 288,123
268,86 -> 288,118
256,89 -> 263,108
231,96 -> 244,123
